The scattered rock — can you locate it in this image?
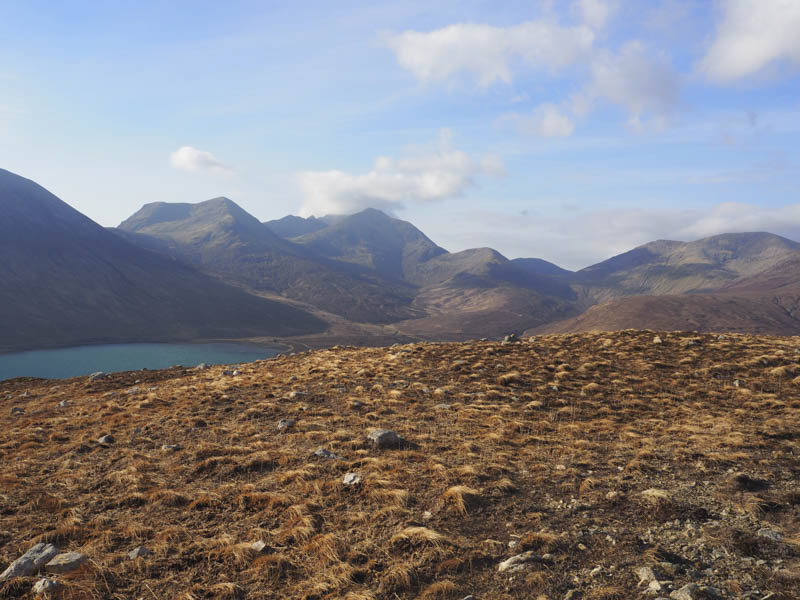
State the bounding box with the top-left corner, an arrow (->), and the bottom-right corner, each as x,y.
161,444 -> 182,452
10,406 -> 24,416
45,552 -> 87,574
88,372 -> 106,382
0,543 -> 59,580
342,473 -> 362,486
756,528 -> 782,541
503,333 -> 520,343
58,400 -> 68,407
250,541 -> 268,553
653,335 -> 663,344
367,428 -> 403,449
314,447 -> 343,460
497,551 -> 543,573
278,418 -> 296,431
97,434 -> 114,445
434,403 -> 451,410
196,363 -> 211,370
670,583 -> 700,600
32,578 -> 60,595
128,546 -> 152,560
636,566 -> 662,585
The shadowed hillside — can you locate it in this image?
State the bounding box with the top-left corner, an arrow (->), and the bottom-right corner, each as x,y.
119,202 -> 422,324
0,170 -> 325,352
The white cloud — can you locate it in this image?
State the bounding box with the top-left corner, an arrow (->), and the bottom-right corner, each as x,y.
699,0 -> 800,83
296,130 -> 503,217
573,41 -> 680,131
170,146 -> 234,174
502,103 -> 575,137
388,17 -> 679,133
385,20 -> 594,87
572,0 -> 618,30
435,202 -> 800,271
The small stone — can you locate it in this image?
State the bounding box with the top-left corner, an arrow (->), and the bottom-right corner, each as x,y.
590,566 -> 603,577
367,428 -> 403,449
0,543 -> 59,580
196,363 -> 211,370
462,596 -> 476,600
503,333 -> 520,343
58,400 -> 68,407
45,551 -> 87,574
497,551 -> 543,573
434,403 -> 451,410
636,566 -> 661,585
161,444 -> 182,451
670,583 -> 701,600
250,541 -> 268,553
648,580 -> 664,593
422,511 -> 432,520
314,447 -> 343,460
756,528 -> 782,541
32,578 -> 60,595
97,434 -> 114,445
88,371 -> 106,382
342,472 -> 362,486
653,336 -> 663,344
278,418 -> 296,431
128,546 -> 152,560
10,406 -> 24,416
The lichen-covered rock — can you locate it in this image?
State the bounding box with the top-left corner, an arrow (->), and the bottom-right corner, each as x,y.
45,551 -> 87,574
497,551 -> 543,573
32,577 -> 60,595
0,543 -> 59,580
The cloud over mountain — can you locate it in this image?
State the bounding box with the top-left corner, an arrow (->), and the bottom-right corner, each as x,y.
296,130 -> 503,217
170,146 -> 234,175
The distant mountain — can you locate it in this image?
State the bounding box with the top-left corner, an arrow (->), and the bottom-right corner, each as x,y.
119,202 -> 421,324
0,169 -> 325,352
572,232 -> 800,303
264,214 -> 329,238
512,257 -> 573,277
290,208 -> 448,282
413,248 -> 576,299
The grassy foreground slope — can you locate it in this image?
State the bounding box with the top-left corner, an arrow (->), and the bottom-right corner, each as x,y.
1,331 -> 799,599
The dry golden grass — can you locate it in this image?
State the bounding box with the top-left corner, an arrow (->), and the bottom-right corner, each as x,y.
1,331 -> 799,599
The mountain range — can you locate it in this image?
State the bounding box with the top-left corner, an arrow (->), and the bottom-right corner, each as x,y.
3,167 -> 800,352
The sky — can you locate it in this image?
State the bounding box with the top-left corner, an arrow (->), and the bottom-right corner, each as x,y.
1,0 -> 800,269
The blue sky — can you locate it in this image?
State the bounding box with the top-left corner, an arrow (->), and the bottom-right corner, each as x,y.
1,0 -> 799,268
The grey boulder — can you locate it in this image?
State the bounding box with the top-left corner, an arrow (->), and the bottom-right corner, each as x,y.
0,543 -> 59,580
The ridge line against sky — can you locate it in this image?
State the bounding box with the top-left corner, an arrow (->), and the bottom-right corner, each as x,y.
1,0 -> 799,269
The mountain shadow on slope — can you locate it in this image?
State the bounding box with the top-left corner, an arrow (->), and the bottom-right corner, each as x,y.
0,169 -> 326,352
118,202 -> 421,324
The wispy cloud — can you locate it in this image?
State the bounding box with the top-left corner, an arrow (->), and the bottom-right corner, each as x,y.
699,0 -> 800,83
437,201 -> 800,270
500,103 -> 575,137
389,16 -> 680,135
385,20 -> 594,87
296,130 -> 504,217
170,146 -> 234,175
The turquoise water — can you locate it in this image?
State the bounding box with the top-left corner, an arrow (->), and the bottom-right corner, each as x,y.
0,342 -> 281,381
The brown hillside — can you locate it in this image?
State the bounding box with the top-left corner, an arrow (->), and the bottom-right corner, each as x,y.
2,331 -> 799,599
534,291 -> 800,336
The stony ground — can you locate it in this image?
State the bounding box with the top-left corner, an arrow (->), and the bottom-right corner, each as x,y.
1,331 -> 798,600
